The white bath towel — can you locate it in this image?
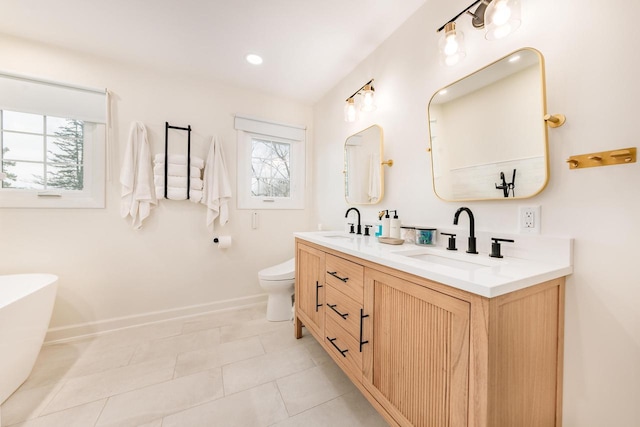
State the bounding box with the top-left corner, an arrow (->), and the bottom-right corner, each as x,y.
155,186 -> 203,202
154,176 -> 203,190
120,122 -> 156,229
201,136 -> 232,230
153,154 -> 204,169
153,164 -> 201,178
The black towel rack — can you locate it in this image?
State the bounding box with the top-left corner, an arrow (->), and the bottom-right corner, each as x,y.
164,122 -> 192,199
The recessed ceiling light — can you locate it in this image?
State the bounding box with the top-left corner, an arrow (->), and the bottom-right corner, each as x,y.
246,54 -> 263,65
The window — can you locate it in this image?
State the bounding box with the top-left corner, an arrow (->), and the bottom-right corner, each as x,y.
235,115 -> 305,209
0,72 -> 106,208
251,137 -> 291,198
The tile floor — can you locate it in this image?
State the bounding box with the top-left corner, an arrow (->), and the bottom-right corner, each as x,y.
1,304 -> 388,427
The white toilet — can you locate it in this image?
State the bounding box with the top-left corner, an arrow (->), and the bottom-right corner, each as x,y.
258,258 -> 295,322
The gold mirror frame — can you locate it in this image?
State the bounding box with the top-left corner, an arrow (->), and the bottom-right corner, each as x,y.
344,124 -> 386,205
428,48 -> 550,201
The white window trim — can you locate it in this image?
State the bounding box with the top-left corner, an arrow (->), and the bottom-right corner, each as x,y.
235,115 -> 306,210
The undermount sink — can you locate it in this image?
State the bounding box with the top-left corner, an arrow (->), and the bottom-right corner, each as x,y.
393,248 -> 499,271
323,233 -> 356,241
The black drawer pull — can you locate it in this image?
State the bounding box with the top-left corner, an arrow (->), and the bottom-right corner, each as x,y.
328,303 -> 349,319
315,281 -> 323,312
359,309 -> 369,352
327,271 -> 349,282
327,337 -> 349,357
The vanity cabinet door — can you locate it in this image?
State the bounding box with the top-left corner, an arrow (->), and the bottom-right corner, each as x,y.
362,267 -> 471,427
295,243 -> 326,340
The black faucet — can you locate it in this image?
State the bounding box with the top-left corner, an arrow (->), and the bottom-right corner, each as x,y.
453,207 -> 478,254
345,207 -> 362,235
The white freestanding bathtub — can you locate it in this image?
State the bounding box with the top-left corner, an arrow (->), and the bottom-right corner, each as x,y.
0,274 -> 58,405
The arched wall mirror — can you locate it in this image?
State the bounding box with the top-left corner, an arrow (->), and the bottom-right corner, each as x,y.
344,124 -> 385,204
428,48 -> 549,201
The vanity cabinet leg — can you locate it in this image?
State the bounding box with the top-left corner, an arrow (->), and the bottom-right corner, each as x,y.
295,316 -> 303,339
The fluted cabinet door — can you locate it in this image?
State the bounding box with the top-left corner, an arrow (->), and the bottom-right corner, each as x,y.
295,243 -> 325,340
362,267 -> 470,427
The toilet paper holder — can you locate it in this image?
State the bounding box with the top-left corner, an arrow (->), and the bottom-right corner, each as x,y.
213,236 -> 232,249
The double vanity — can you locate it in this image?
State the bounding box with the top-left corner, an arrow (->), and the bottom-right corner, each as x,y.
308,45 -> 572,426
293,230 -> 572,427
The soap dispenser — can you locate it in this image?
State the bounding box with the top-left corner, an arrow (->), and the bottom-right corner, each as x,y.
376,211 -> 384,237
381,210 -> 390,238
390,210 -> 401,239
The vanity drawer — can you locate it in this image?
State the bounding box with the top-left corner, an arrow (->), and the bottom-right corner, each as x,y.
325,316 -> 362,381
325,285 -> 364,341
325,254 -> 364,303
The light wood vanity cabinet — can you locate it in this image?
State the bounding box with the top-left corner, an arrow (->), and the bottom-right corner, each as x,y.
363,267 -> 470,427
294,243 -> 325,340
294,239 -> 565,427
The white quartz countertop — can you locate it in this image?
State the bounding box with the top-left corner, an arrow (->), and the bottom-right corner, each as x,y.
295,231 -> 573,298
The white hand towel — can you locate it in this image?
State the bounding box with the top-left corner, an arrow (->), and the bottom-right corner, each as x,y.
201,136 -> 232,230
367,154 -> 380,203
153,164 -> 201,178
155,187 -> 203,202
120,122 -> 156,229
154,176 -> 203,190
153,154 -> 204,169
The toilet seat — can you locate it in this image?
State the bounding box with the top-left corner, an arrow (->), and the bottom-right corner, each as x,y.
258,258 -> 295,281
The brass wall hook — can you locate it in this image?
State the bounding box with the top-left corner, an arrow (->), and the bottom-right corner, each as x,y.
381,159 -> 394,167
566,147 -> 636,169
610,149 -> 633,162
544,114 -> 566,128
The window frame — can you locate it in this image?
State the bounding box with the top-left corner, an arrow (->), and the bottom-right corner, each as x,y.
0,111 -> 105,208
0,71 -> 107,209
235,115 -> 306,210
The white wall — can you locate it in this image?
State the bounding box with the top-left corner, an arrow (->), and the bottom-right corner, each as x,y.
312,0 -> 640,425
0,35 -> 315,335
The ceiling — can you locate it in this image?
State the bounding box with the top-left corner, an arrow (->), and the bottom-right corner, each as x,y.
0,0 -> 428,104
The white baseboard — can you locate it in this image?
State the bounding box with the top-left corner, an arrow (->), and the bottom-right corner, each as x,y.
44,293 -> 268,344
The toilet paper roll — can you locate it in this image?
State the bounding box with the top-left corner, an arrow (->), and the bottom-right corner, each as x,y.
214,235 -> 232,249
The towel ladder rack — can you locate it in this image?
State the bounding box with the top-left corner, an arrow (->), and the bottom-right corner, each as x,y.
164,122 -> 192,199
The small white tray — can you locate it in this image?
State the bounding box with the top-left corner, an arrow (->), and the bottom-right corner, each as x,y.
378,237 -> 404,245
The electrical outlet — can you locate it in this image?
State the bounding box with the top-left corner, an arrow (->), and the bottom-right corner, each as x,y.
519,206 -> 541,234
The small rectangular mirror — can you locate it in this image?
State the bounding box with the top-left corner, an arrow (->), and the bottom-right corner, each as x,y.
428,48 -> 549,201
344,124 -> 384,204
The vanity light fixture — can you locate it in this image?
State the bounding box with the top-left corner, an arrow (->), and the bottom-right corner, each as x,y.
439,22 -> 466,66
436,0 -> 522,65
344,79 -> 376,122
484,0 -> 521,40
344,98 -> 357,122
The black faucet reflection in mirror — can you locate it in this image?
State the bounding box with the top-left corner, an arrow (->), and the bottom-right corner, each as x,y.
495,169 -> 516,198
345,207 -> 362,235
453,207 -> 478,254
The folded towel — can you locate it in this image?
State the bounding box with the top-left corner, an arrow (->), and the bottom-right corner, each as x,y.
153,164 -> 201,178
155,186 -> 202,202
120,122 -> 156,229
201,136 -> 232,230
154,176 -> 203,190
153,154 -> 204,169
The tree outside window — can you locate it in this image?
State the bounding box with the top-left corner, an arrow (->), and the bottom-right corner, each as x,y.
1,111 -> 84,191
251,138 -> 291,198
